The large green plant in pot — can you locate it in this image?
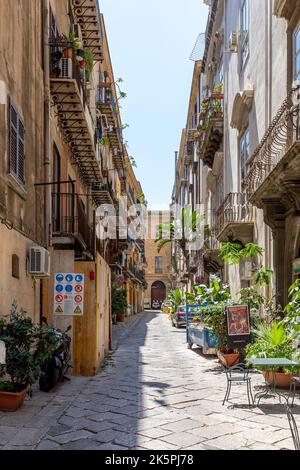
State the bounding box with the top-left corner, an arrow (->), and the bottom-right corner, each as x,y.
112,286 -> 127,321
245,322 -> 297,371
0,304 -> 57,398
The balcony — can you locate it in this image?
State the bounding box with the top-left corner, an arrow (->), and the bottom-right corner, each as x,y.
216,193 -> 255,244
202,227 -> 223,274
112,147 -> 123,170
273,0 -> 297,20
71,0 -> 103,62
187,114 -> 200,141
243,86 -> 300,209
120,177 -> 127,194
198,94 -> 224,168
49,44 -> 102,188
126,261 -> 146,285
52,193 -> 95,257
184,141 -> 195,165
98,86 -> 122,153
91,182 -> 114,205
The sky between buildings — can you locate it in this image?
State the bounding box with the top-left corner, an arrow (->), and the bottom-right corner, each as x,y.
100,0 -> 208,210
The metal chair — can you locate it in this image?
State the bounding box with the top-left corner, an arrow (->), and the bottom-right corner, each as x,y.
289,376 -> 300,407
223,363 -> 254,407
286,405 -> 300,450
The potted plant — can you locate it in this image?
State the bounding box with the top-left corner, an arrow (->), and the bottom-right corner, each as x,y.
63,30 -> 82,59
0,304 -> 56,411
245,322 -> 298,388
84,50 -> 94,82
112,286 -> 127,322
212,82 -> 224,99
196,277 -> 240,366
202,303 -> 240,366
200,99 -> 209,118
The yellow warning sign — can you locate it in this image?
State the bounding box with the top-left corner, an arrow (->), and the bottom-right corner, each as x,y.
74,306 -> 82,314
55,305 -> 63,313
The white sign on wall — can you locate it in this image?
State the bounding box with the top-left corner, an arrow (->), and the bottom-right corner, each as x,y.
54,273 -> 84,316
0,340 -> 6,364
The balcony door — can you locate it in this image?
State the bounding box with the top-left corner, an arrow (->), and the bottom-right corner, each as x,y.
52,146 -> 61,232
67,178 -> 75,233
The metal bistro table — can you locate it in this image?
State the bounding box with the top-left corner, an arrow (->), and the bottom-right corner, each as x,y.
247,358 -> 298,405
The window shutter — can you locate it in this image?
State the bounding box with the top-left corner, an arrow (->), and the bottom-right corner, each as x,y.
9,102 -> 18,176
9,100 -> 25,184
17,118 -> 25,183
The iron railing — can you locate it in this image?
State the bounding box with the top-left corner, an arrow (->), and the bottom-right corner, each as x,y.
49,39 -> 87,107
216,192 -> 254,235
52,193 -> 94,254
244,85 -> 300,196
184,141 -> 195,164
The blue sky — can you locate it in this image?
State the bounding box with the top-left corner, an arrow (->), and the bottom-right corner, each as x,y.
100,0 -> 208,209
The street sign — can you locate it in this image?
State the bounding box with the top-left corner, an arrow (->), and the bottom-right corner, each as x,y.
54,273 -> 84,316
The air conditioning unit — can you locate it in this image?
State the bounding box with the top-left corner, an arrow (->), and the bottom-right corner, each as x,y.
28,247 -> 50,277
228,31 -> 238,52
59,58 -> 72,78
72,23 -> 83,43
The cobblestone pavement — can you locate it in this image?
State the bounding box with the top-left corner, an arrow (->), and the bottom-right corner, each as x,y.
0,311 -> 298,450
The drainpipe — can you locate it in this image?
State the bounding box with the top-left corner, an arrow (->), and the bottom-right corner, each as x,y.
43,0 -> 51,248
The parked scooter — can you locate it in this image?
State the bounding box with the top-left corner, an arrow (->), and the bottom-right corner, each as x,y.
39,317 -> 72,392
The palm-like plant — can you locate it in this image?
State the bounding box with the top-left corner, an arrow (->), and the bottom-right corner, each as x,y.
166,288 -> 183,314
155,208 -> 203,277
246,322 -> 297,364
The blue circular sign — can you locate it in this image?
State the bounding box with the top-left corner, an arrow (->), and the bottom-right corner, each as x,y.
56,284 -> 63,293
65,285 -> 73,293
75,274 -> 83,283
65,274 -> 73,283
56,274 -> 64,282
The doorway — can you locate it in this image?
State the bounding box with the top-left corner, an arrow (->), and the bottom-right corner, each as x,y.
151,281 -> 166,310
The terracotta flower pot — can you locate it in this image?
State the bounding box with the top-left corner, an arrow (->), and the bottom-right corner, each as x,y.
262,371 -> 293,389
0,387 -> 28,412
116,314 -> 125,323
64,47 -> 73,59
217,350 -> 240,367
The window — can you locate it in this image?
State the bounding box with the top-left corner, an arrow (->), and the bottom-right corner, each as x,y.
219,61 -> 224,84
12,254 -> 20,279
294,25 -> 300,81
9,101 -> 25,184
155,256 -> 163,274
240,129 -> 250,182
240,0 -> 249,70
50,8 -> 58,40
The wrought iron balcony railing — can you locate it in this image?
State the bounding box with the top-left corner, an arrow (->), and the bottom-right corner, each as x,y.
49,39 -> 87,106
216,192 -> 254,241
243,85 -> 300,197
52,193 -> 94,255
184,141 -> 195,165
198,94 -> 224,168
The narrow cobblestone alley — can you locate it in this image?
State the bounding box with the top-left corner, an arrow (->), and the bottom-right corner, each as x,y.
0,312 -> 297,451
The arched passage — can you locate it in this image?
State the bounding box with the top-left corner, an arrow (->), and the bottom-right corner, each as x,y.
151,281 -> 166,310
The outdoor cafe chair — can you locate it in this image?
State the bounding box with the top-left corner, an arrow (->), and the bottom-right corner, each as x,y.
286,405 -> 300,450
222,363 -> 254,407
289,375 -> 300,407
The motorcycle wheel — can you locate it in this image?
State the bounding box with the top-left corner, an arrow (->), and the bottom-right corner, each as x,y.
39,365 -> 60,392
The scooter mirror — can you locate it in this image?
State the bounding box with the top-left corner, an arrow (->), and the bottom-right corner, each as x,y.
66,325 -> 72,332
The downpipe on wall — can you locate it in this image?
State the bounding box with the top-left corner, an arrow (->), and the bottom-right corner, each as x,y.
43,0 -> 51,248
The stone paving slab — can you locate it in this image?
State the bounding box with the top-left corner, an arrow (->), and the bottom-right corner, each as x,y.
0,311 -> 298,450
